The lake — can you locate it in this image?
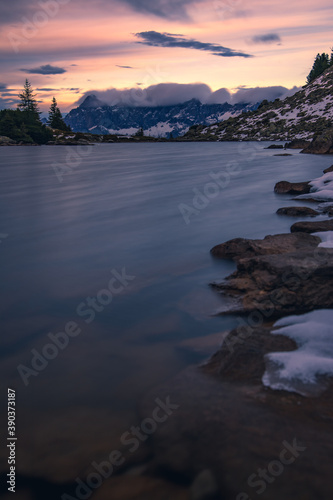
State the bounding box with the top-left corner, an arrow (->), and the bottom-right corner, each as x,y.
0,142 -> 331,492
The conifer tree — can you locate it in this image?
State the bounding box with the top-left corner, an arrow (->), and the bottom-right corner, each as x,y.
48,97 -> 71,131
17,79 -> 39,115
307,53 -> 330,84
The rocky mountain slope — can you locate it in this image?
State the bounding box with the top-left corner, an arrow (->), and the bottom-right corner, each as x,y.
64,96 -> 258,138
183,67 -> 333,142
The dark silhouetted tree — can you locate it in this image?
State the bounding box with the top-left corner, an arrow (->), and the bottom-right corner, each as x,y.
17,79 -> 39,115
48,97 -> 71,131
307,53 -> 330,84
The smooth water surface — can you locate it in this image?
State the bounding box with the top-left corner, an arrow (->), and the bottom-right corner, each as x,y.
0,142 -> 330,483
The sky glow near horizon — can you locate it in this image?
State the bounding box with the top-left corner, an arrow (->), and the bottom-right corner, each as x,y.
0,0 -> 333,111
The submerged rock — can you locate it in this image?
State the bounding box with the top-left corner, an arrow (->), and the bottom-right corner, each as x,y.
276,206 -> 319,217
274,180 -> 311,194
265,144 -> 284,149
323,165 -> 333,174
139,361 -> 333,500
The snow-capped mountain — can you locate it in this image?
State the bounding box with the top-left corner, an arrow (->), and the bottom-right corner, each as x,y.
183,67 -> 333,142
64,96 -> 259,138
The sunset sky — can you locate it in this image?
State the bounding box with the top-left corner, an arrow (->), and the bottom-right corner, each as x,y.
1,0 -> 333,112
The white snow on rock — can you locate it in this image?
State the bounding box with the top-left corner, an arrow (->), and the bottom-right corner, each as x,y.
263,310 -> 333,396
313,231 -> 333,248
296,171 -> 333,201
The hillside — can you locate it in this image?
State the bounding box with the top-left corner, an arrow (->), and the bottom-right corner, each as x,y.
182,67 -> 333,142
64,96 -> 258,138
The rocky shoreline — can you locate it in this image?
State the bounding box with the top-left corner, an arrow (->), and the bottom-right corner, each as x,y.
0,132 -> 169,147
3,133 -> 333,499
91,163 -> 333,500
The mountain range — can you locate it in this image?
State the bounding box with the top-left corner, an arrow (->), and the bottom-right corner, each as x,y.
64,96 -> 259,138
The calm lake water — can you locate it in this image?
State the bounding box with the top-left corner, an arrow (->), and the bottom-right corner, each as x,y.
0,142 -> 331,489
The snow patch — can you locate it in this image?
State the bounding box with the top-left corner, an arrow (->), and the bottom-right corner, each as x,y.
263,310 -> 333,396
313,231 -> 333,248
296,172 -> 333,201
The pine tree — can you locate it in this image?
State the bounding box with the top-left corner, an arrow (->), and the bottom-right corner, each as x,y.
17,79 -> 39,115
48,97 -> 71,131
307,53 -> 330,84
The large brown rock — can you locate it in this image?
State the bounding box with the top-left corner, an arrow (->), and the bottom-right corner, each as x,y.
323,165 -> 333,174
214,249 -> 333,315
276,206 -> 319,217
301,128 -> 333,154
290,219 -> 333,233
274,180 -> 311,194
211,232 -> 320,261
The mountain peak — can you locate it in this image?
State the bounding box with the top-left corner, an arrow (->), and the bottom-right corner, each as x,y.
80,94 -> 104,109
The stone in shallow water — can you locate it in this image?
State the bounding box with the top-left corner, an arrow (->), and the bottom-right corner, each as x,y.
274,181 -> 311,194
211,232 -> 320,261
276,206 -> 319,217
290,219 -> 333,233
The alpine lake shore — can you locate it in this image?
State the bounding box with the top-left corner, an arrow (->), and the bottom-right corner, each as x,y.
84,137 -> 333,500
3,131 -> 333,499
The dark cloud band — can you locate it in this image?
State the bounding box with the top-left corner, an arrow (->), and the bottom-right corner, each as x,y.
251,33 -> 281,44
20,64 -> 67,75
135,31 -> 253,58
122,0 -> 196,19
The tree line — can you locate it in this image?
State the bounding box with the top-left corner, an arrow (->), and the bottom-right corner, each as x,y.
0,79 -> 71,144
307,50 -> 333,84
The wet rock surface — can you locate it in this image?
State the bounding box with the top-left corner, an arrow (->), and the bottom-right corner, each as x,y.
274,181 -> 311,194
290,219 -> 333,233
210,233 -> 320,262
212,248 -> 333,315
276,206 -> 320,217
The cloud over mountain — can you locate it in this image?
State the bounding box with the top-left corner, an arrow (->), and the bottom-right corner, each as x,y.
75,82 -> 299,109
